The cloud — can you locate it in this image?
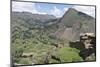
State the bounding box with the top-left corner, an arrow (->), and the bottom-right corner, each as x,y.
50,6 -> 64,18
12,2 -> 66,17
50,6 -> 69,18
12,1 -> 47,14
12,2 -> 70,18
12,1 -> 95,18
72,6 -> 95,18
12,2 -> 36,13
50,5 -> 95,18
64,7 -> 69,11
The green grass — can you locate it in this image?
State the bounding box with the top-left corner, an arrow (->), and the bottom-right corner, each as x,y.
12,28 -> 83,64
56,47 -> 83,62
18,58 -> 33,64
49,59 -> 60,64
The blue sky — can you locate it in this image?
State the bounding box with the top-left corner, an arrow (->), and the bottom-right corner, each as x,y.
35,3 -> 73,13
12,1 -> 95,18
35,2 -> 74,17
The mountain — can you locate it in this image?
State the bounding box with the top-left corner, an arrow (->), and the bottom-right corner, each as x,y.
11,8 -> 95,42
53,8 -> 95,41
11,12 -> 58,32
11,8 -> 96,64
12,12 -> 56,22
11,12 -> 59,42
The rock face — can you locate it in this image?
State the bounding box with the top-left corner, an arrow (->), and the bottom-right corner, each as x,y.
80,33 -> 96,49
70,33 -> 96,61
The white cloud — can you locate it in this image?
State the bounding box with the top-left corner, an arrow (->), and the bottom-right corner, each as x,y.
50,6 -> 70,18
72,6 -> 95,18
12,2 -> 70,18
50,6 -> 63,18
12,1 -> 47,14
12,2 -> 36,13
50,5 -> 95,18
64,7 -> 69,11
12,1 -> 95,18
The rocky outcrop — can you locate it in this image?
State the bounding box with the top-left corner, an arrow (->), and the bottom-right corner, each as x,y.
70,33 -> 96,61
80,33 -> 95,49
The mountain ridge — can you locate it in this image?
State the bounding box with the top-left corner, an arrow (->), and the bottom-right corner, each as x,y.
12,8 -> 95,41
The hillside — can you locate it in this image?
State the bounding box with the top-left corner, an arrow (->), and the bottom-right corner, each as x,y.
11,8 -> 96,65
54,8 -> 95,41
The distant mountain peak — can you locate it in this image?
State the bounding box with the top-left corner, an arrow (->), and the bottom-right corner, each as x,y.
68,8 -> 77,11
66,8 -> 94,19
67,8 -> 78,13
